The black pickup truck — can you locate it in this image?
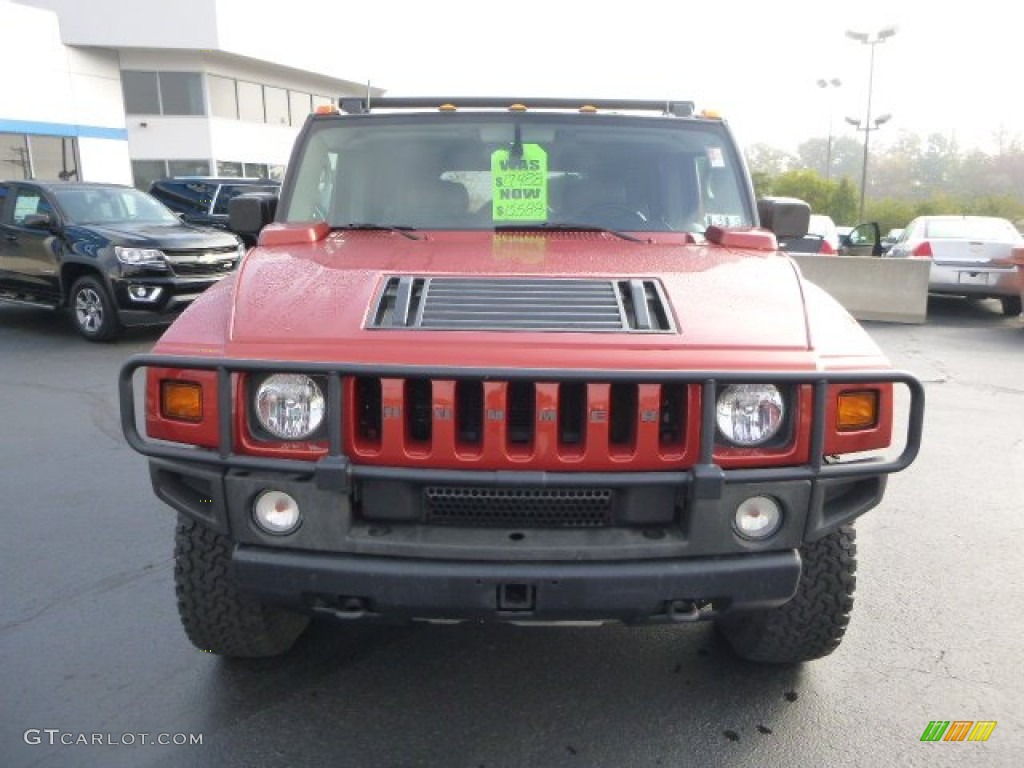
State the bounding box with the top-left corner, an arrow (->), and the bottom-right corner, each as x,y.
0,180 -> 243,340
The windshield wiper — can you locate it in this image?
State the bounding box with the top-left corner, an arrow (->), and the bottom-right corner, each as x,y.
337,223 -> 422,240
493,221 -> 646,243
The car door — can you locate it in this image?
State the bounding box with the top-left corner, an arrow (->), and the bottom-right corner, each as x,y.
0,184 -> 62,301
841,222 -> 882,257
0,182 -> 13,289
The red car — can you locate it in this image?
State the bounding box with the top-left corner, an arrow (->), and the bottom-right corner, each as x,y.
119,98 -> 923,663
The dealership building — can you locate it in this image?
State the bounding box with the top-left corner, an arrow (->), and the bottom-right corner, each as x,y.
0,0 -> 376,187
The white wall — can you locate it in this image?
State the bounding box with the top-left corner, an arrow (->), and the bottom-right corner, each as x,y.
16,0 -> 219,49
0,1 -> 74,123
127,118 -> 212,160
19,0 -> 368,84
78,137 -> 131,184
0,1 -> 130,181
66,48 -> 127,131
209,119 -> 298,168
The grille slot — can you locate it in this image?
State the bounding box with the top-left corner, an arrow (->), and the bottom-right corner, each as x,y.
424,487 -> 613,527
367,277 -> 675,332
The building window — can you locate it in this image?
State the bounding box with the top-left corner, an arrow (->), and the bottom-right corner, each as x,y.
237,81 -> 264,123
269,164 -> 286,181
131,160 -> 166,190
208,75 -> 238,119
264,86 -> 290,126
289,91 -> 312,126
122,71 -> 161,114
28,136 -> 80,180
167,159 -> 211,177
131,159 -> 211,190
243,162 -> 269,178
122,71 -> 205,116
216,160 -> 244,177
0,133 -> 31,179
160,72 -> 204,115
0,132 -> 78,180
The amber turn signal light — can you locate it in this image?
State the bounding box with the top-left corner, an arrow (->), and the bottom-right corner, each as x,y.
161,381 -> 203,422
837,390 -> 878,431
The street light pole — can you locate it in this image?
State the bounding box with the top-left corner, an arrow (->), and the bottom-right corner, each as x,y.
845,114 -> 892,221
816,78 -> 842,183
846,26 -> 897,221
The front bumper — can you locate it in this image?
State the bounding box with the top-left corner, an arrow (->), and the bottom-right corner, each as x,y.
110,273 -> 231,326
123,359 -> 924,622
233,546 -> 803,622
149,455 -> 882,621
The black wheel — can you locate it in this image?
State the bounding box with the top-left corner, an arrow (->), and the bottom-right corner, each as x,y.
1000,295 -> 1022,317
174,516 -> 310,658
70,275 -> 121,341
716,525 -> 857,664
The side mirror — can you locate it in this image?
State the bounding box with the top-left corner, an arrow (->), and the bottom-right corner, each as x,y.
756,197 -> 810,239
22,212 -> 56,230
229,193 -> 278,239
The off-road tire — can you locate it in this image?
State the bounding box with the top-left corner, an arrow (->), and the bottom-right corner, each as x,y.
70,274 -> 121,341
1000,295 -> 1022,317
174,516 -> 310,658
716,525 -> 857,664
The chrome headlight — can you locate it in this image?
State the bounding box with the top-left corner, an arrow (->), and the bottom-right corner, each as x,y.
255,374 -> 325,440
115,246 -> 166,267
715,384 -> 785,447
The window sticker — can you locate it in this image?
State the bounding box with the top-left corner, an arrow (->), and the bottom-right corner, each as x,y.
707,147 -> 725,168
705,212 -> 743,227
491,143 -> 548,221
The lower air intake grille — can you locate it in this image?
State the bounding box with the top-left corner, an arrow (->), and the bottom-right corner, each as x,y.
424,487 -> 613,528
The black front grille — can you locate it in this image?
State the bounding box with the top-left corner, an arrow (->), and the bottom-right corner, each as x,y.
424,486 -> 613,528
164,248 -> 238,277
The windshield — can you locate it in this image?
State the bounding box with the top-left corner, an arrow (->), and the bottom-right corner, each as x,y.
282,113 -> 754,233
53,187 -> 180,225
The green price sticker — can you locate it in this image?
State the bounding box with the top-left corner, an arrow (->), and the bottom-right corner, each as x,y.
491,144 -> 548,222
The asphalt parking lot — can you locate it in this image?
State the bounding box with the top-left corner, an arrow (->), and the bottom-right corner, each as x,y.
1,297 -> 1022,768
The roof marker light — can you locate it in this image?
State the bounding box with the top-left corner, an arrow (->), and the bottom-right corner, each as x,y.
314,104 -> 339,115
508,103 -> 527,112
438,103 -> 457,112
579,105 -> 598,113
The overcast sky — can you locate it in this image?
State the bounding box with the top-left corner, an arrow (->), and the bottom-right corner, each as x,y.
235,0 -> 1017,154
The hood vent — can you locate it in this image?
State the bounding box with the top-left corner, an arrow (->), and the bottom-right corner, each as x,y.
368,276 -> 675,333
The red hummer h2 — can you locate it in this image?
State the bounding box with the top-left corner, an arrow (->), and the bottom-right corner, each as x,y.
119,98 -> 923,662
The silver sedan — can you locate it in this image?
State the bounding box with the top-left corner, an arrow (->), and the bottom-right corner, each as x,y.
887,215 -> 1024,316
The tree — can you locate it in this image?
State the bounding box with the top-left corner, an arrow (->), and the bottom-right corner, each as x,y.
745,144 -> 796,176
831,178 -> 858,225
747,128 -> 1024,233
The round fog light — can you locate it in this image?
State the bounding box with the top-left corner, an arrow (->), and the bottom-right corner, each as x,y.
253,490 -> 301,534
734,496 -> 782,540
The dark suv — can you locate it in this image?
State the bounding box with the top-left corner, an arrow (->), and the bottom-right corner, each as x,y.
0,180 -> 243,341
148,177 -> 280,245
